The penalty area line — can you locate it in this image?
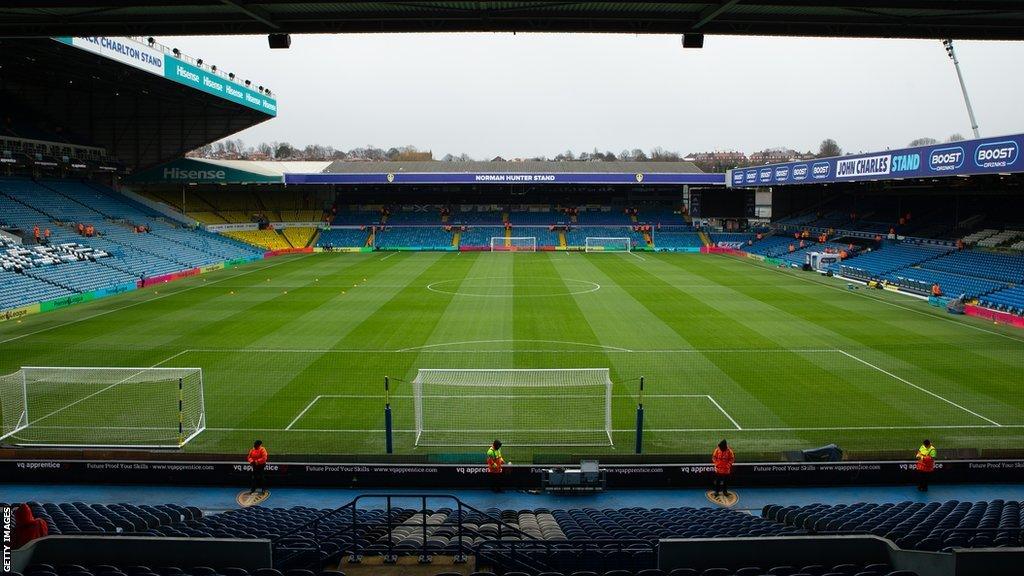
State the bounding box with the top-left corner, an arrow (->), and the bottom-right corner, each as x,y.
706,395 -> 742,430
286,395 -> 324,430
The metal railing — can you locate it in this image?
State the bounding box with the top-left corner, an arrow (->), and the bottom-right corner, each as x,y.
269,494 -> 550,571
125,36 -> 271,95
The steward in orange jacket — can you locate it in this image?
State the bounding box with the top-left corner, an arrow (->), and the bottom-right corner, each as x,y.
247,439 -> 268,495
712,439 -> 735,497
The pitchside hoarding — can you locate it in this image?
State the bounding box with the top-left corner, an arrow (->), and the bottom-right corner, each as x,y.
54,37 -> 277,116
728,133 -> 1024,188
286,172 -> 725,185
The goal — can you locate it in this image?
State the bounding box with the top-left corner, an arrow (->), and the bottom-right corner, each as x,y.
490,236 -> 537,252
585,237 -> 632,252
412,368 -> 613,447
0,366 -> 205,449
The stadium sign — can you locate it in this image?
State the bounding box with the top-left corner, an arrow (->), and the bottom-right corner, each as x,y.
128,158 -> 284,184
54,37 -> 276,116
727,133 -> 1024,187
285,172 -> 725,186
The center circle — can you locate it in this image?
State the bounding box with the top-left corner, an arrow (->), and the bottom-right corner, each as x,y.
426,276 -> 601,297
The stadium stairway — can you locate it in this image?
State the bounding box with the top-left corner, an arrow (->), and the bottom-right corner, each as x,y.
697,231 -> 712,247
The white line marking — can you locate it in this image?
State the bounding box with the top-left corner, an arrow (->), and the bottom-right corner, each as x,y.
396,339 -> 633,352
0,255 -> 308,345
202,423 -> 1022,433
628,252 -> 647,262
706,395 -> 742,430
183,346 -> 837,354
286,395 -> 323,430
727,254 -> 1024,345
425,277 -> 601,298
379,252 -> 398,261
837,349 -> 1001,427
25,349 -> 191,426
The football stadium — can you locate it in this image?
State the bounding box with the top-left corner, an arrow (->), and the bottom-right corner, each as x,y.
4,3 -> 1024,576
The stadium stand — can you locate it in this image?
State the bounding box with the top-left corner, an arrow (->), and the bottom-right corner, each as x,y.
223,230 -> 290,251
0,269 -> 75,310
282,227 -> 317,249
448,209 -> 505,225
741,237 -> 796,258
764,499 -> 1024,551
330,209 -> 383,226
921,251 -> 1024,284
579,209 -> 632,225
0,177 -> 262,309
976,230 -> 1023,248
565,227 -> 645,249
507,210 -> 560,225
652,230 -> 704,250
636,208 -> 687,225
384,210 -> 443,225
709,232 -> 755,247
15,498 -> 983,576
316,229 -> 369,248
884,268 -> 1006,299
458,227 -> 508,248
979,285 -> 1024,315
374,227 -> 453,249
837,242 -> 952,278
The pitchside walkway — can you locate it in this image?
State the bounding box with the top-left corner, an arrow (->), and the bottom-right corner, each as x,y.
6,483 -> 1024,515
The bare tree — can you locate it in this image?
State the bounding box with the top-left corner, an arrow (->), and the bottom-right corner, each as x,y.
909,137 -> 939,147
817,139 -> 842,158
947,133 -> 966,142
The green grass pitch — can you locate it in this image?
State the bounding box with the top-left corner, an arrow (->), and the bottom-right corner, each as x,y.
2,251 -> 1023,460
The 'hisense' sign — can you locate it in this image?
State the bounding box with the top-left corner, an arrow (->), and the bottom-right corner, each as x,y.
163,167 -> 227,181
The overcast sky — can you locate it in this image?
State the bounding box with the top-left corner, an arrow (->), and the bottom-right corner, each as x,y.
163,33 -> 1024,159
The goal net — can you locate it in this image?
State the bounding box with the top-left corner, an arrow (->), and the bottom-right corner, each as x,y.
585,237 -> 632,252
0,366 -> 205,449
412,368 -> 613,447
490,237 -> 537,252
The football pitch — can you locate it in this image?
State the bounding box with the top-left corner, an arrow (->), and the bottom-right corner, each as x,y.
2,251 -> 1024,460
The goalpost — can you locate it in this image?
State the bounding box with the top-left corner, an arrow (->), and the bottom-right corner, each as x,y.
490,237 -> 537,252
585,237 -> 632,252
0,366 -> 206,449
412,368 -> 613,447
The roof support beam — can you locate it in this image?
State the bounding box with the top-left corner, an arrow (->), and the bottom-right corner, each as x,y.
220,0 -> 280,30
694,0 -> 744,29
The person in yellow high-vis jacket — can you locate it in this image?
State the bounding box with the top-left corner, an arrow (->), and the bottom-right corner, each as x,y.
486,440 -> 507,492
916,439 -> 936,492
